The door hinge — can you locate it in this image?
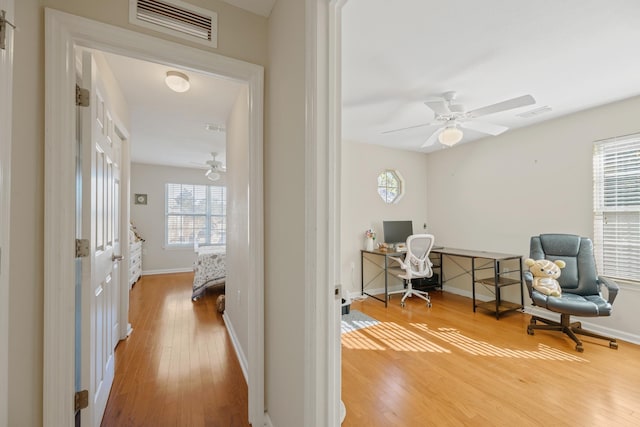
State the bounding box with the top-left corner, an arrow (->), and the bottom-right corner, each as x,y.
75,84 -> 90,107
0,10 -> 17,51
74,390 -> 89,412
75,239 -> 90,258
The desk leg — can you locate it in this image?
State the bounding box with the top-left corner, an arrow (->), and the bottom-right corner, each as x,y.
495,260 -> 501,320
361,252 -> 364,296
472,257 -> 477,312
384,255 -> 388,307
519,257 -> 524,308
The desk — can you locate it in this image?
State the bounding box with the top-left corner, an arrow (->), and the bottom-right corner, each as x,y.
360,247 -> 524,318
360,249 -> 442,307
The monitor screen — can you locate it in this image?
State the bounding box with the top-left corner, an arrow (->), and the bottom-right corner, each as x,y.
383,220 -> 413,245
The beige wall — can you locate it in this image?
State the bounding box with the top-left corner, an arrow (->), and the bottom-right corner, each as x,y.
341,141 -> 430,297
9,1 -> 43,425
426,95 -> 640,340
130,163 -> 227,273
265,0 -> 306,424
9,1 -> 267,425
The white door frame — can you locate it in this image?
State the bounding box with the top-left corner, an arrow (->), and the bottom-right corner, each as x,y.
44,9 -> 264,426
304,0 -> 345,425
0,2 -> 14,425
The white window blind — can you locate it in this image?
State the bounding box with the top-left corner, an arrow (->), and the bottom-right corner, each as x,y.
593,133 -> 640,282
165,183 -> 226,247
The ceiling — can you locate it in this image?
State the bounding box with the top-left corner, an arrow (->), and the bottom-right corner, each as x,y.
103,0 -> 640,169
101,51 -> 244,169
342,0 -> 640,152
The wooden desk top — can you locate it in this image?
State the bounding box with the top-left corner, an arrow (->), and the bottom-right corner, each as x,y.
362,247 -> 522,260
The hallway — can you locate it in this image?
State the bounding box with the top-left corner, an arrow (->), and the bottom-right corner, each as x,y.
101,273 -> 248,426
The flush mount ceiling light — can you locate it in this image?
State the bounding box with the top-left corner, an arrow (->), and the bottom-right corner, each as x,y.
438,124 -> 464,146
165,71 -> 190,93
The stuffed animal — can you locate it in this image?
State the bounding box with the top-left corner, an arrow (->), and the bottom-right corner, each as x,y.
525,258 -> 566,297
216,294 -> 226,313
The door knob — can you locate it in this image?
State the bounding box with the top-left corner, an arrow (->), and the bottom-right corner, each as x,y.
112,254 -> 124,262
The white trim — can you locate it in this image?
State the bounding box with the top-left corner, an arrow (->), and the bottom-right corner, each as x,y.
304,1 -> 345,426
44,9 -> 264,427
222,312 -> 248,383
0,2 -> 14,425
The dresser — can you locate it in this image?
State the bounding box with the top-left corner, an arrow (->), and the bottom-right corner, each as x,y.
129,240 -> 142,288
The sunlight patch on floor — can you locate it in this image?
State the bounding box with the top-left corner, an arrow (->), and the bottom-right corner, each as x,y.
410,323 -> 588,362
342,322 -> 450,353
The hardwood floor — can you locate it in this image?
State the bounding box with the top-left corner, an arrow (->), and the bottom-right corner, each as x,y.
102,276 -> 640,426
342,291 -> 640,427
101,273 -> 248,427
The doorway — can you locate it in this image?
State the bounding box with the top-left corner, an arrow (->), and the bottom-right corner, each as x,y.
44,9 -> 264,426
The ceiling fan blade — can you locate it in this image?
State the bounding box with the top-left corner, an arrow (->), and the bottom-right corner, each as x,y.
461,120 -> 509,136
424,99 -> 451,116
467,94 -> 535,118
421,127 -> 445,148
382,121 -> 438,134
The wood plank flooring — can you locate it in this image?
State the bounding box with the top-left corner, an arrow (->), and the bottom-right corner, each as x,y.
102,275 -> 640,426
101,273 -> 248,427
342,291 -> 640,427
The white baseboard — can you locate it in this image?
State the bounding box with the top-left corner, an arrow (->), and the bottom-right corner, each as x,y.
264,414 -> 274,427
141,267 -> 193,276
524,306 -> 640,345
222,312 -> 248,384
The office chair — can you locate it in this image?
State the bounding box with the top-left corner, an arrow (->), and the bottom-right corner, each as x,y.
524,234 -> 619,352
388,234 -> 435,308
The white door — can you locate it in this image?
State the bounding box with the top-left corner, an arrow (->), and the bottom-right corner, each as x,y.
79,51 -> 121,427
0,2 -> 14,425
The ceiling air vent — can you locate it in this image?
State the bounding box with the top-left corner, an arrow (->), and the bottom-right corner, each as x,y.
129,0 -> 218,48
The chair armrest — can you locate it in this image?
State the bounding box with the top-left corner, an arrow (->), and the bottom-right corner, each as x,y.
523,271 -> 537,299
598,276 -> 619,305
388,256 -> 406,269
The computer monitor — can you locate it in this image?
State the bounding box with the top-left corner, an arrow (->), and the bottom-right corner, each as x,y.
383,220 -> 413,246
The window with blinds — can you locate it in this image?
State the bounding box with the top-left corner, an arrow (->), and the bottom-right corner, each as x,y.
165,183 -> 226,247
593,133 -> 640,282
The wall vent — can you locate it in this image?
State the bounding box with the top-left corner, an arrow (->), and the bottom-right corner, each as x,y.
129,0 -> 218,48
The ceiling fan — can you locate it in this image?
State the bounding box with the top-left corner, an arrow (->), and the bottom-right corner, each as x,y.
383,91 -> 536,147
204,152 -> 226,181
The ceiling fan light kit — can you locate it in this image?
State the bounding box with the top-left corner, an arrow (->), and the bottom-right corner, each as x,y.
165,70 -> 190,92
438,125 -> 464,146
384,91 -> 536,148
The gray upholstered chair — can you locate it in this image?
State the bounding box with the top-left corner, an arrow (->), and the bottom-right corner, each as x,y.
524,234 -> 619,352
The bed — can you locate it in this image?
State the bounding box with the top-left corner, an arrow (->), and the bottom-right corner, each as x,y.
192,246 -> 226,301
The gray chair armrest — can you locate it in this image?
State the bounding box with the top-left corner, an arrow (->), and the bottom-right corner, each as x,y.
523,271 -> 534,292
598,276 -> 619,304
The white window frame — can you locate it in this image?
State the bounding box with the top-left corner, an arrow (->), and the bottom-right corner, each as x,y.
377,169 -> 405,204
165,182 -> 226,248
593,133 -> 640,283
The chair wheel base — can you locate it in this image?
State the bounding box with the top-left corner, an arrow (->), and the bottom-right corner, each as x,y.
427,302 -> 432,308
576,344 -> 584,353
400,302 -> 405,308
527,327 -> 534,336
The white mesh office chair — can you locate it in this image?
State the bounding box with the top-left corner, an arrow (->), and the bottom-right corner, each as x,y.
388,234 -> 435,308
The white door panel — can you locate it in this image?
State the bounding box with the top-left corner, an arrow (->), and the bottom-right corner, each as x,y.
80,51 -> 120,427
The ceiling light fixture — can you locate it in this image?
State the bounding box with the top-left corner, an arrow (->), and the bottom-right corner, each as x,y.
165,71 -> 190,92
205,168 -> 220,181
438,124 -> 464,146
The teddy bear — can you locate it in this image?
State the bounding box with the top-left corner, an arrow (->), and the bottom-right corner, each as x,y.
524,258 -> 566,297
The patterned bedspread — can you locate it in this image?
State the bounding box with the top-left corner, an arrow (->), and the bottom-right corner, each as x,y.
192,248 -> 226,300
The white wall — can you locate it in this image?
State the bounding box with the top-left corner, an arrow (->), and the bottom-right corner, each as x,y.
266,0 -> 306,425
426,95 -> 640,343
224,85 -> 250,363
11,1 -> 269,425
130,163 -> 227,273
341,141 -> 430,297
